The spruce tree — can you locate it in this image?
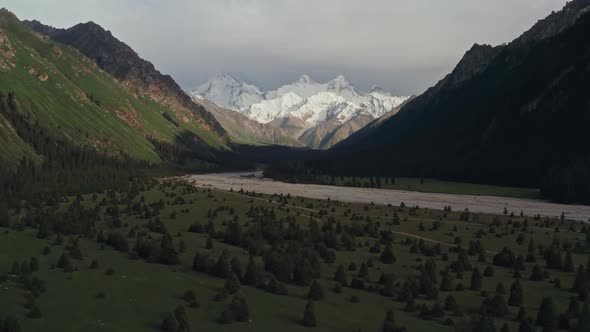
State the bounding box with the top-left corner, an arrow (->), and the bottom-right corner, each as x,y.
307,280 -> 325,301
160,313 -> 178,332
470,268 -> 482,291
224,272 -> 241,294
575,302 -> 590,332
382,308 -> 403,332
563,251 -> 575,272
173,305 -> 190,332
0,202 -> 10,227
508,280 -> 524,306
334,264 -> 347,286
380,244 -> 396,264
358,262 -> 369,279
3,316 -> 21,332
244,255 -> 260,286
230,293 -> 250,322
301,301 -> 317,327
536,297 -> 557,332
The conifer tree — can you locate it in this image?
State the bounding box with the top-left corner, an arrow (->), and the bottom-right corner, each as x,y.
307,280 -> 325,301
380,244 -> 396,264
382,308 -> 404,332
509,280 -> 524,306
536,298 -> 557,332
334,264 -> 347,286
470,268 -> 482,291
301,301 -> 317,327
160,313 -> 178,332
244,255 -> 260,286
224,272 -> 241,294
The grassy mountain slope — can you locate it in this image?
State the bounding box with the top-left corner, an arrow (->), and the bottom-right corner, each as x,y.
24,19 -> 228,150
0,9 -> 229,170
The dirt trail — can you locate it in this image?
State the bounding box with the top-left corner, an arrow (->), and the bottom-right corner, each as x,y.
185,172 -> 590,222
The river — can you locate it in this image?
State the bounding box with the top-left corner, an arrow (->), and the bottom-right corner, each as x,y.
184,172 -> 590,222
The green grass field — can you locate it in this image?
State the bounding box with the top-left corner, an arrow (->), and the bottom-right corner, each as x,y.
307,175 -> 541,199
0,180 -> 587,331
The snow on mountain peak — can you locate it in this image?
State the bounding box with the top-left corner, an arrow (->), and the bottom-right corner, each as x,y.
297,74 -> 314,84
191,73 -> 261,111
189,73 -> 409,127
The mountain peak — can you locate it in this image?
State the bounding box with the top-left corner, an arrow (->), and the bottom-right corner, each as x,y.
369,86 -> 385,94
212,72 -> 240,84
0,8 -> 18,24
332,75 -> 349,84
328,75 -> 352,88
296,74 -> 314,84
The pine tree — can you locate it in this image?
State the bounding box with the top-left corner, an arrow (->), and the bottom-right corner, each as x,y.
470,268 -> 482,291
244,255 -> 260,286
575,302 -> 590,332
358,262 -> 369,279
334,264 -> 347,286
518,319 -> 535,332
224,272 -> 241,294
301,301 -> 317,327
0,202 -> 10,227
173,305 -> 190,332
230,294 -> 250,322
307,280 -> 324,301
444,294 -> 459,312
214,250 -> 231,278
160,313 -> 178,332
529,264 -> 544,281
380,244 -> 396,264
206,236 -> 214,249
29,257 -> 39,272
536,297 -> 557,332
563,251 -> 575,273
2,316 -> 21,332
509,280 -> 524,306
382,308 -> 403,332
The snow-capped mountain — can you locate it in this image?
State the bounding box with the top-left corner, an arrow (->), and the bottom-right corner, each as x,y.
191,73 -> 262,111
189,74 -> 410,149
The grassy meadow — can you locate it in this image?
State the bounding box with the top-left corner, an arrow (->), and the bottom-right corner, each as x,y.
0,180 -> 587,332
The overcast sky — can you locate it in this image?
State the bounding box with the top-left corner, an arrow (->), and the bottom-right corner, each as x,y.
4,0 -> 568,95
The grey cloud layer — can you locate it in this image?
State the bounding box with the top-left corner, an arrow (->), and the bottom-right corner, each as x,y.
6,0 -> 568,94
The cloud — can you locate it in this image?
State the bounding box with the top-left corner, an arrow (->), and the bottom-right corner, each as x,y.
4,0 -> 568,94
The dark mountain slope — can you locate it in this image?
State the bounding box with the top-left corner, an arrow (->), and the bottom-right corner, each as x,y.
309,1 -> 590,203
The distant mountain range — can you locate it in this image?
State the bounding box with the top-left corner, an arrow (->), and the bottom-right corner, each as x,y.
293,0 -> 590,203
190,74 -> 409,149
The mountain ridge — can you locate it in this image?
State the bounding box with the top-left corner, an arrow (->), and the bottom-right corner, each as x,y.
190,73 -> 409,149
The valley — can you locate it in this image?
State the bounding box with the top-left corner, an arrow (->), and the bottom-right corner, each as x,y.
1,1 -> 590,332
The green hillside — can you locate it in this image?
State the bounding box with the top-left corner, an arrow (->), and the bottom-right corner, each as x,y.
0,8 -> 228,170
